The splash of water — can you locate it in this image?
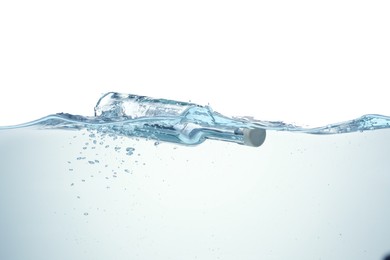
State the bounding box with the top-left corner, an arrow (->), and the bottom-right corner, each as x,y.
1,92 -> 390,147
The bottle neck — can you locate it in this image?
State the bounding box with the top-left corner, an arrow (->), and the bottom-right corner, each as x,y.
178,123 -> 266,147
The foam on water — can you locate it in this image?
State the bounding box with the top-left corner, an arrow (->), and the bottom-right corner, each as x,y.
1,92 -> 389,147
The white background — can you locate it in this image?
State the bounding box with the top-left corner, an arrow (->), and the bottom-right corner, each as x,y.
1,3 -> 390,259
0,0 -> 389,126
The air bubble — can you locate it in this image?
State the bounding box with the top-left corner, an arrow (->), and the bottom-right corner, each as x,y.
126,147 -> 135,156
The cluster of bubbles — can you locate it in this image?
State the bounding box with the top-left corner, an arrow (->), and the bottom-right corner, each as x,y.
64,128 -> 151,216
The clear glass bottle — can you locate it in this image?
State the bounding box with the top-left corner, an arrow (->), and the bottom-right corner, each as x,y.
94,92 -> 266,147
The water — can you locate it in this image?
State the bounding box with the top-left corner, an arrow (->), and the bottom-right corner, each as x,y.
1,92 -> 390,260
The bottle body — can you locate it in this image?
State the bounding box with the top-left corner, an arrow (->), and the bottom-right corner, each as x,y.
95,92 -> 199,119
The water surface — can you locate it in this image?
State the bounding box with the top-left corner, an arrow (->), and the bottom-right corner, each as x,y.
1,93 -> 389,260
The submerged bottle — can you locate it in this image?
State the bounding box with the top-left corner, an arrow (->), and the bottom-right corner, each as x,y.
94,92 -> 266,147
